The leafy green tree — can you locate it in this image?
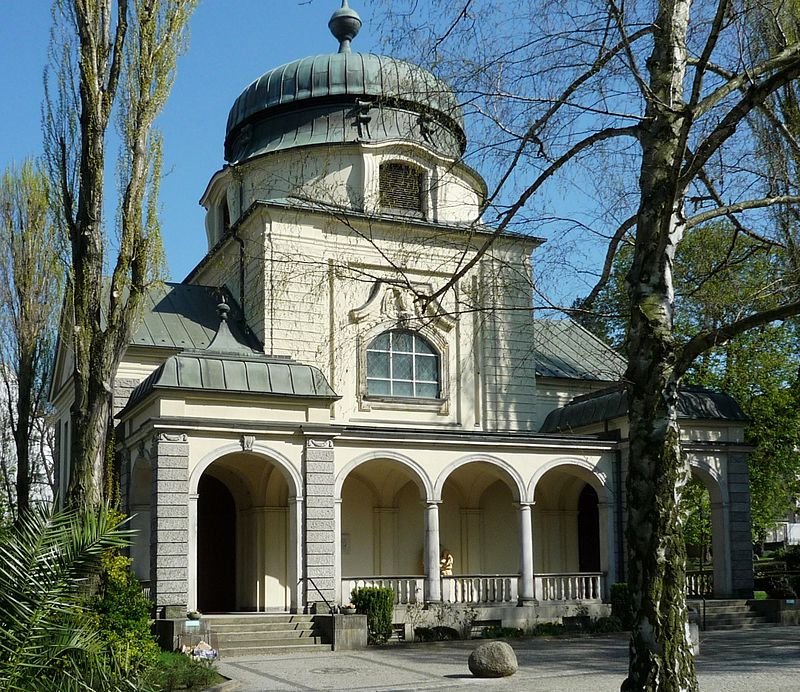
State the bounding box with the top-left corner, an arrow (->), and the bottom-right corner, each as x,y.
580,225 -> 800,542
0,160 -> 61,521
681,477 -> 711,563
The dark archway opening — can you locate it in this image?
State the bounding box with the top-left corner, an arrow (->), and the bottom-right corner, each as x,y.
198,474 -> 236,612
578,484 -> 600,572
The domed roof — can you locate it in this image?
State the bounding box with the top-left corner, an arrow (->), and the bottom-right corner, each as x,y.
224,4 -> 466,163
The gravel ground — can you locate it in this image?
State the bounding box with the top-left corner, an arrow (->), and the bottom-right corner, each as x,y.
217,625 -> 800,691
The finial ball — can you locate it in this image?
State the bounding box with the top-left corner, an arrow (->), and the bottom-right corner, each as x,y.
329,0 -> 361,53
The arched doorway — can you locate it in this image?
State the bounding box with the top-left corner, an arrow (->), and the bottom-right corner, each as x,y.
193,452 -> 293,612
197,475 -> 236,612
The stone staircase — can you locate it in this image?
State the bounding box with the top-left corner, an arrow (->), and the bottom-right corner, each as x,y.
688,599 -> 779,631
204,613 -> 331,658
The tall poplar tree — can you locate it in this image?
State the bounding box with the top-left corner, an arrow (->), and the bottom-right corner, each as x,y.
0,160 -> 61,520
44,0 -> 196,509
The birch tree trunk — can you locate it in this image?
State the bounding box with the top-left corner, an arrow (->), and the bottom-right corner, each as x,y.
624,1 -> 696,689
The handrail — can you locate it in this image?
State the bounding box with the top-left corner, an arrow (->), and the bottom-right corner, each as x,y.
298,576 -> 334,614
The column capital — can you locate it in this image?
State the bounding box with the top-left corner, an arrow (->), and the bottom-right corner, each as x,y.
155,432 -> 188,444
515,501 -> 535,509
299,426 -> 341,445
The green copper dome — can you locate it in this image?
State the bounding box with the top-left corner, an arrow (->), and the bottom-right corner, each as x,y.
224,52 -> 467,163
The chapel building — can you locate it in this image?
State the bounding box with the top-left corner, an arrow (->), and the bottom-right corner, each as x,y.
50,1 -> 753,629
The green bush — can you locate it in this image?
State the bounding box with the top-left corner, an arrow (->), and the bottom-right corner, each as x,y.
530,622 -> 565,636
480,625 -> 525,639
414,625 -> 459,641
351,586 -> 394,644
753,590 -> 768,600
764,575 -> 797,599
145,651 -> 220,691
0,504 -> 137,691
88,550 -> 160,685
781,545 -> 800,571
588,615 -> 624,633
610,582 -> 634,628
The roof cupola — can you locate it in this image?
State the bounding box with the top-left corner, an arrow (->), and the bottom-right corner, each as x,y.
223,2 -> 466,164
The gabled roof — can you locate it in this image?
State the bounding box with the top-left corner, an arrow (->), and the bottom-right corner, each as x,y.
131,283 -> 261,351
533,318 -> 626,381
540,385 -> 748,433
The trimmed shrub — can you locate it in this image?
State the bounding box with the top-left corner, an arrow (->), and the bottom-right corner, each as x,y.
610,582 -> 634,628
351,586 -> 394,644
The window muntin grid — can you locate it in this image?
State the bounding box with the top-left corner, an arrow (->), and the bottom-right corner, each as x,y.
366,330 -> 439,398
379,162 -> 424,213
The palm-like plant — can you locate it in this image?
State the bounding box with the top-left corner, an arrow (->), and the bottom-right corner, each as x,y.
0,504 -> 136,691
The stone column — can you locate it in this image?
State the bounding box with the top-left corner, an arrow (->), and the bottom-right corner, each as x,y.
334,499 -> 343,605
518,502 -> 535,604
424,501 -> 442,603
303,436 -> 336,609
727,451 -> 754,598
186,493 -> 198,611
150,433 -> 189,619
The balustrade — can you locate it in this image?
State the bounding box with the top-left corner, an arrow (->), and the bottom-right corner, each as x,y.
534,572 -> 604,602
342,576 -> 423,605
685,570 -> 713,597
441,575 -> 518,604
341,572 -> 609,606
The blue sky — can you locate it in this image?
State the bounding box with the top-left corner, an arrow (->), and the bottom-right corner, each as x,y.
0,1 -> 381,282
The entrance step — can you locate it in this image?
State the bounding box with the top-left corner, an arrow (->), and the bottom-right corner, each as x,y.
202,614 -> 331,658
687,599 -> 780,631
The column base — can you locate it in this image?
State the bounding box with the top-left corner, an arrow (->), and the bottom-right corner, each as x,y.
517,598 -> 538,607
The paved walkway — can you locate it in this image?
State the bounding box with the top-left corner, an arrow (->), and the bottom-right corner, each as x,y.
217,626 -> 800,691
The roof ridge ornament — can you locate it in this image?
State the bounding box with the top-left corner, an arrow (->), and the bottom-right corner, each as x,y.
328,0 -> 361,54
205,295 -> 256,355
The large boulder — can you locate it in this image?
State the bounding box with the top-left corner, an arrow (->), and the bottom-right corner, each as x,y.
468,641 -> 518,678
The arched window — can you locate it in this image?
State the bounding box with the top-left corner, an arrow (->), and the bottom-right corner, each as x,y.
366,330 -> 439,398
379,162 -> 424,215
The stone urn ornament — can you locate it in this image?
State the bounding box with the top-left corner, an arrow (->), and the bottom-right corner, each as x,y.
468,641 -> 518,678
